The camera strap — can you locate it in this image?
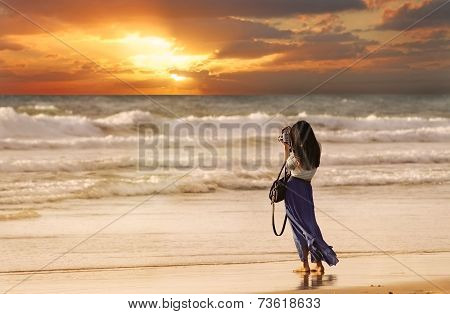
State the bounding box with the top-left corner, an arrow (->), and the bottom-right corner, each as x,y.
272,162 -> 288,236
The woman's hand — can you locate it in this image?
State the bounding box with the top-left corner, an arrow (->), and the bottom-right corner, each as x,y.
278,137 -> 289,147
278,134 -> 290,160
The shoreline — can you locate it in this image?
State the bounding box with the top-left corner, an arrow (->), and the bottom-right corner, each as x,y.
1,249 -> 449,276
1,252 -> 449,294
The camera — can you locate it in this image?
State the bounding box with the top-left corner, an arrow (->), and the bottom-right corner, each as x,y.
278,126 -> 291,146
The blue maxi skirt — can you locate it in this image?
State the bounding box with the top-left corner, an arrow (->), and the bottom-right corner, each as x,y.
284,177 -> 339,266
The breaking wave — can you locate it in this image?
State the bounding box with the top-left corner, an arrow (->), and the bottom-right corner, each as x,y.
1,148 -> 450,173
1,108 -> 449,148
1,166 -> 450,205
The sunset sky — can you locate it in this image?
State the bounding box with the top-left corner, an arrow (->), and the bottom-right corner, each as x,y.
0,0 -> 449,94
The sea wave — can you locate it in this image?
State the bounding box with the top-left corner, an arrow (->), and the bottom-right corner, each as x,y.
298,113 -> 449,131
1,149 -> 450,173
0,107 -> 166,139
94,110 -> 160,130
16,104 -> 71,116
0,107 -> 450,144
1,129 -> 449,150
0,136 -> 137,149
0,107 -> 103,138
0,156 -> 137,172
0,209 -> 40,221
315,127 -> 450,142
323,150 -> 450,165
1,166 -> 449,205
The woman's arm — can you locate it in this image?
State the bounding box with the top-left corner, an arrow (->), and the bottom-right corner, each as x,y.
283,143 -> 290,161
281,139 -> 298,169
283,144 -> 301,170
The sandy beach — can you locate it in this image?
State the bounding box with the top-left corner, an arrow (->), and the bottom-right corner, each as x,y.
1,254 -> 449,294
1,184 -> 449,294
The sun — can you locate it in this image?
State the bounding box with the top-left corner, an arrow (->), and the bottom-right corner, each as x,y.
119,33 -> 207,81
170,74 -> 187,82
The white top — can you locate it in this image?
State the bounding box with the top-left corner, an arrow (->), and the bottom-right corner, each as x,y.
286,152 -> 317,181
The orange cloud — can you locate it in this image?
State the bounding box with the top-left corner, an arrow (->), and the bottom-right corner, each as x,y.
378,0 -> 450,30
0,0 -> 448,94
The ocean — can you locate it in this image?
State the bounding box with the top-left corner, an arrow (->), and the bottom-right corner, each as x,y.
1,94 -> 449,209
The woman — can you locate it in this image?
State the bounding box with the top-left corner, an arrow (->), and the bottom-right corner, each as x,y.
281,120 -> 338,274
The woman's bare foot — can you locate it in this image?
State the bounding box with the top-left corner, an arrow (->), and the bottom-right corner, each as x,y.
293,264 -> 310,273
311,262 -> 325,274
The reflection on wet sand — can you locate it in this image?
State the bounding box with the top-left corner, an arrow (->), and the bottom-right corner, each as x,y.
296,274 -> 337,290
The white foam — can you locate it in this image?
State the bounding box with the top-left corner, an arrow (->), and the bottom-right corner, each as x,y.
94,110 -> 157,128
184,111 -> 275,122
0,178 -> 98,205
0,108 -> 165,140
307,114 -> 449,131
1,108 -> 449,146
184,111 -> 449,132
0,209 -> 40,221
0,136 -> 137,149
0,107 -> 103,139
0,156 -> 137,172
2,165 -> 449,205
28,104 -> 59,111
315,166 -> 450,187
322,150 -> 450,165
315,127 -> 450,142
2,147 -> 449,173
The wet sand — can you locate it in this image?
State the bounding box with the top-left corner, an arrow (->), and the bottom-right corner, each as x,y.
1,184 -> 449,294
1,253 -> 449,293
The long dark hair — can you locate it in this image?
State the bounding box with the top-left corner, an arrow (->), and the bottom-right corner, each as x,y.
289,120 -> 321,170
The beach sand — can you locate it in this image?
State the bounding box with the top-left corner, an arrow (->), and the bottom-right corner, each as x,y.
1,183 -> 449,294
1,253 -> 449,294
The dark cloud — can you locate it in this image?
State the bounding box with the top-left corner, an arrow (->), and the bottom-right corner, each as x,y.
0,69 -> 169,94
377,0 -> 450,30
215,40 -> 290,59
370,29 -> 450,58
3,0 -> 367,20
2,69 -> 93,83
302,32 -> 361,42
364,0 -> 398,9
188,67 -> 450,94
296,13 -> 347,34
293,28 -> 377,61
395,37 -> 450,51
0,39 -> 25,51
369,48 -> 405,58
1,1 -> 295,41
167,18 -> 292,42
274,41 -> 369,63
147,0 -> 368,17
0,69 -> 14,78
215,30 -> 375,60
